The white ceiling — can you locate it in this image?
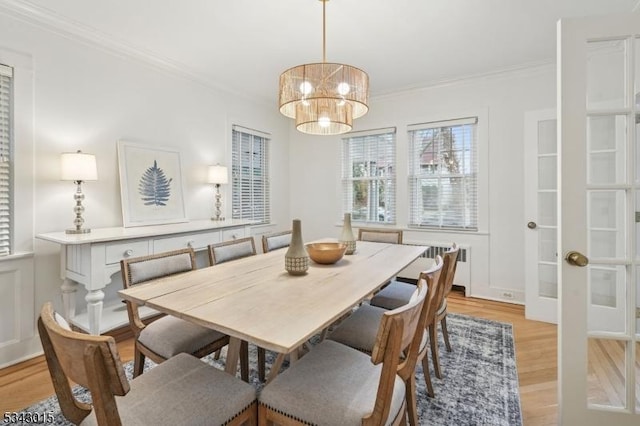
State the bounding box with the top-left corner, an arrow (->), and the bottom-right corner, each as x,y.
7,0 -> 640,103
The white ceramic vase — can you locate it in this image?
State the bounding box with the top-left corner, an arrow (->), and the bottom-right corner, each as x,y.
339,213 -> 356,255
285,219 -> 309,275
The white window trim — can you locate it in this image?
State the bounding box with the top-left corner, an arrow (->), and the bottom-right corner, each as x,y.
231,124 -> 271,224
341,127 -> 397,224
0,49 -> 33,255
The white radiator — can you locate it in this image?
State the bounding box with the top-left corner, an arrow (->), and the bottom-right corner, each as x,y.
397,242 -> 470,290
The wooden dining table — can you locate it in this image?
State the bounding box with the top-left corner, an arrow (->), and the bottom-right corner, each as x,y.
118,240 -> 427,381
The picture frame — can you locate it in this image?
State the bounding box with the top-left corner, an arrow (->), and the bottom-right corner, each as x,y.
117,140 -> 188,227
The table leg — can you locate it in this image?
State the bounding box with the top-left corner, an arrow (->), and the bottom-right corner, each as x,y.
60,278 -> 78,322
267,353 -> 286,384
85,289 -> 104,335
224,337 -> 243,376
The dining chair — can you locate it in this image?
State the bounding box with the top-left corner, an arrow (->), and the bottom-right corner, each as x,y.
258,269 -> 429,426
261,230 -> 292,253
358,227 -> 404,244
208,237 -> 263,380
328,257 -> 443,423
370,244 -> 460,378
120,248 -> 248,380
208,236 -> 257,266
37,302 -> 258,426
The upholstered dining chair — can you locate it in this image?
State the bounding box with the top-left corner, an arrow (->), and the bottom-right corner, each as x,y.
120,248 -> 248,380
208,237 -> 262,380
209,236 -> 257,266
258,269 -> 430,426
261,230 -> 292,253
358,227 -> 404,244
38,302 -> 257,426
328,257 -> 443,423
369,244 -> 460,378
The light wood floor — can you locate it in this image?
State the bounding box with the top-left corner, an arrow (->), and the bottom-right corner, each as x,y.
0,292 -> 559,425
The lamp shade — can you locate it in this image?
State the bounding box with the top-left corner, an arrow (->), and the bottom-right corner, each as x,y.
208,164 -> 228,184
60,151 -> 97,181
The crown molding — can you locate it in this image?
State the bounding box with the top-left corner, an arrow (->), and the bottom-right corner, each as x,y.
0,0 -> 268,105
371,60 -> 555,101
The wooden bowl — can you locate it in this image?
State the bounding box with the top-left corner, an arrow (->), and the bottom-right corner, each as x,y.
305,242 -> 347,264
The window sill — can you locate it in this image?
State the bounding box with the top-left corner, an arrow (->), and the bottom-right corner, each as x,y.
0,251 -> 34,262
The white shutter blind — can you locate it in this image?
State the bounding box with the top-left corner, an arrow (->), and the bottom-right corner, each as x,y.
408,117 -> 478,230
0,64 -> 12,255
231,125 -> 270,224
341,128 -> 396,223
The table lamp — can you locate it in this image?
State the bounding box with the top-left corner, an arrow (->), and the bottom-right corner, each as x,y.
61,150 -> 98,234
208,164 -> 228,221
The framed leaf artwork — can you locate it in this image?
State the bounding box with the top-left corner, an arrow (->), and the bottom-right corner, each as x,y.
117,140 -> 188,227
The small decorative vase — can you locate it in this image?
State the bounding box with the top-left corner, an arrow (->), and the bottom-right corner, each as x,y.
285,219 -> 309,275
339,213 -> 356,255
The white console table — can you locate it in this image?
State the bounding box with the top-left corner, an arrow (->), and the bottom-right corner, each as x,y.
36,219 -> 253,335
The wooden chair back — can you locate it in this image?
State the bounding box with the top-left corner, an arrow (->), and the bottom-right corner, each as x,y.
208,236 -> 256,266
358,228 -> 403,244
120,248 -> 196,336
441,243 -> 460,297
261,230 -> 292,253
363,268 -> 431,425
38,302 -> 129,426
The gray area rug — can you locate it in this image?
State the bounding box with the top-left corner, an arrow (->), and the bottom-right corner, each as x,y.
6,313 -> 522,426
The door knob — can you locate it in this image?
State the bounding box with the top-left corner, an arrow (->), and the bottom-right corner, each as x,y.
565,251 -> 589,267
527,221 -> 537,229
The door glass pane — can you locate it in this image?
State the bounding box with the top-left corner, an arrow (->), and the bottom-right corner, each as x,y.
588,265 -> 626,333
587,115 -> 627,185
538,192 -> 557,226
538,156 -> 556,190
538,263 -> 557,299
538,119 -> 557,155
587,39 -> 627,110
538,228 -> 557,262
589,190 -> 626,259
587,338 -> 627,409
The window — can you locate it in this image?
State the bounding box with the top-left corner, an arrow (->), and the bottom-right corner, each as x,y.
0,64 -> 12,255
341,128 -> 396,223
231,125 -> 270,224
408,117 -> 477,230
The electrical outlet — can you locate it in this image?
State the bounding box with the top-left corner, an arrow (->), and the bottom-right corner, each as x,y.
502,292 -> 514,299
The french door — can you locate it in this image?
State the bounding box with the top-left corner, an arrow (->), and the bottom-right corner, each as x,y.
559,12 -> 640,424
524,109 -> 558,324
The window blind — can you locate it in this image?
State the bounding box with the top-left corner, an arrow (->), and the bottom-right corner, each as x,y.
408,117 -> 478,230
231,125 -> 270,224
341,128 -> 396,224
0,64 -> 13,255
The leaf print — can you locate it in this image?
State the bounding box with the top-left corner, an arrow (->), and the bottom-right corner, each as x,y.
138,160 -> 173,206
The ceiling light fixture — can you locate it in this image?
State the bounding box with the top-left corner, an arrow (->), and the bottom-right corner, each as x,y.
278,0 -> 369,135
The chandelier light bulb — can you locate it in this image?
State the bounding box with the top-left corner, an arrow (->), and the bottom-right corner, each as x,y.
299,81 -> 313,95
337,82 -> 350,95
318,116 -> 331,128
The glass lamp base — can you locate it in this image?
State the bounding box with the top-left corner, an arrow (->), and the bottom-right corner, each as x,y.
66,228 -> 91,234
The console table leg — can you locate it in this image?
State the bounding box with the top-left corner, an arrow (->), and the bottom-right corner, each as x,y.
60,279 -> 78,322
85,289 -> 105,335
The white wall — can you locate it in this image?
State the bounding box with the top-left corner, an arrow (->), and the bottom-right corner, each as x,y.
289,65 -> 557,303
0,12 -> 289,364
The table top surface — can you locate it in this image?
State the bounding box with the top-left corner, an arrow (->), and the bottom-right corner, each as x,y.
118,240 -> 427,354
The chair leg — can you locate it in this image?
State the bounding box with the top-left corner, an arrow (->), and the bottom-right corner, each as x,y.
240,340 -> 249,382
214,348 -> 222,360
441,315 -> 452,352
421,355 -> 435,398
429,323 -> 442,379
258,347 -> 266,382
405,374 -> 419,426
133,349 -> 145,378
